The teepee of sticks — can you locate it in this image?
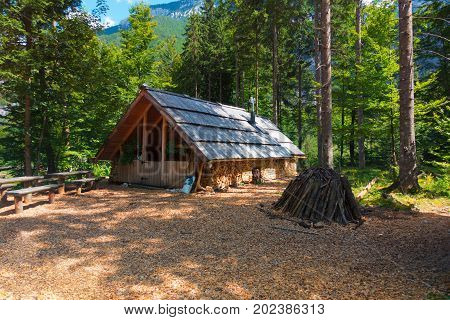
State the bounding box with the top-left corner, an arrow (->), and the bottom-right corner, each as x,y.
273,167 -> 361,225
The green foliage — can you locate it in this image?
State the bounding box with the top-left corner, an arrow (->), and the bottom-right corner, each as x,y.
119,137 -> 137,165
92,162 -> 111,177
0,0 -> 447,198
99,16 -> 187,52
0,1 -> 178,173
342,165 -> 450,210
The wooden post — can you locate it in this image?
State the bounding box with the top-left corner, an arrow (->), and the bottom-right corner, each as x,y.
142,111 -> 148,161
193,161 -> 204,193
48,191 -> 55,203
14,196 -> 23,214
1,189 -> 7,204
23,181 -> 32,203
161,118 -> 167,183
57,177 -> 65,194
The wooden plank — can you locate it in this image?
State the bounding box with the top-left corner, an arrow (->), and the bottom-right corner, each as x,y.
0,176 -> 44,185
46,171 -> 90,177
7,184 -> 59,196
142,110 -> 148,161
193,160 -> 204,192
14,196 -> 23,214
48,191 -> 55,203
161,118 -> 167,179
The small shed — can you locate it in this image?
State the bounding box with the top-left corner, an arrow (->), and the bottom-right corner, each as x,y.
95,85 -> 305,190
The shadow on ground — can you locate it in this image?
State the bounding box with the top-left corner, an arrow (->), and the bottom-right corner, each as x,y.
0,181 -> 448,299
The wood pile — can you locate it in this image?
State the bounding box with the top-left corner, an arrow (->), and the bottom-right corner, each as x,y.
273,167 -> 361,225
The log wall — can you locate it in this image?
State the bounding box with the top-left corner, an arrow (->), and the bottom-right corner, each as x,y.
110,160 -> 194,188
200,159 -> 297,190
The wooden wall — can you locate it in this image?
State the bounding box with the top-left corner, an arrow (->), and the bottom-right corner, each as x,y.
114,160 -> 194,188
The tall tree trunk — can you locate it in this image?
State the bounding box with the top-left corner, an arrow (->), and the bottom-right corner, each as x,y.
195,78 -> 198,98
390,106 -> 397,166
44,120 -> 56,174
235,54 -> 240,107
349,109 -> 356,165
208,72 -> 212,101
398,0 -> 419,192
255,23 -> 259,114
320,0 -> 333,169
22,9 -> 33,176
272,17 -> 279,126
356,0 -> 365,169
219,72 -> 223,103
314,0 -> 323,166
297,63 -> 303,149
340,87 -> 345,170
241,71 -> 245,109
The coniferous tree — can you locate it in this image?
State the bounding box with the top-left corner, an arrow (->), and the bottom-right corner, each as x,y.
397,0 -> 419,192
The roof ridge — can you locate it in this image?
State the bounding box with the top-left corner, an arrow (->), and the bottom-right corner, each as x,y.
141,84 -> 221,106
141,84 -> 252,113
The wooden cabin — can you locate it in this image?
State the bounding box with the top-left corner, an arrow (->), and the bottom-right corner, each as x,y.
95,85 -> 305,190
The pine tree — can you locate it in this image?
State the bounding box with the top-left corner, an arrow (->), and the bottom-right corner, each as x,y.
320,0 -> 333,168
397,0 -> 419,192
120,3 -> 158,88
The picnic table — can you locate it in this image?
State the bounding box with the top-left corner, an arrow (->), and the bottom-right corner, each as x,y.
45,171 -> 91,194
0,176 -> 45,203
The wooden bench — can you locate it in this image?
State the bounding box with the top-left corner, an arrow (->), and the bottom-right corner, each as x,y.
1,183 -> 17,203
6,184 -> 59,214
70,177 -> 104,195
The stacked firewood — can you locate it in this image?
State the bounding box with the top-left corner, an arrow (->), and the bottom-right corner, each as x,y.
273,167 -> 361,225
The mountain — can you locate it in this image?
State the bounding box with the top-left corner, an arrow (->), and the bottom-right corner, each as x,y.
99,16 -> 187,51
151,0 -> 202,18
98,0 -> 202,51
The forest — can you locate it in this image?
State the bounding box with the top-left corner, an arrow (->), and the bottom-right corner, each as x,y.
0,0 -> 448,200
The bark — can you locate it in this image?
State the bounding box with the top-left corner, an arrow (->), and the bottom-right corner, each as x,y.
44,121 -> 56,174
241,71 -> 245,109
356,0 -> 365,169
219,72 -> 223,103
314,0 -> 323,166
349,109 -> 356,165
273,168 -> 361,225
22,9 -> 33,176
297,63 -> 303,149
398,0 -> 419,192
255,22 -> 259,114
272,16 -> 279,126
208,72 -> 211,101
390,106 -> 398,165
340,96 -> 345,169
320,0 -> 333,169
235,53 -> 240,107
195,78 -> 198,98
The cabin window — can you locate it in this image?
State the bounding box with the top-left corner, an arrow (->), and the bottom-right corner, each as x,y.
166,126 -> 192,161
119,127 -> 141,164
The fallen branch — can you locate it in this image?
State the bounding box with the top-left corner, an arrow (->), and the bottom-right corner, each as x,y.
356,177 -> 378,200
270,226 -> 319,236
258,207 -> 311,228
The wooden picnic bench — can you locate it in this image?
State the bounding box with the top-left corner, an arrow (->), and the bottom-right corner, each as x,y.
6,184 -> 59,214
0,176 -> 44,203
1,183 -> 16,203
45,171 -> 91,194
70,177 -> 104,195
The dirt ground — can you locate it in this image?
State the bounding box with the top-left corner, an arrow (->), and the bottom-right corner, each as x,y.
0,180 -> 448,299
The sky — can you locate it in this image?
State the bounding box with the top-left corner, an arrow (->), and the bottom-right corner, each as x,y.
82,0 -> 175,27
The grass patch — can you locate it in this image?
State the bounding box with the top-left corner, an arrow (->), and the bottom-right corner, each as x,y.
341,165 -> 450,212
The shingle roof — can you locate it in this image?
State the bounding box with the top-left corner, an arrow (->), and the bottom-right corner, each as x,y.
147,88 -> 304,160
96,87 -> 305,161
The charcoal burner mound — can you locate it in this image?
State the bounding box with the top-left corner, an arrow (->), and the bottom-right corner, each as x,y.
273,167 -> 362,225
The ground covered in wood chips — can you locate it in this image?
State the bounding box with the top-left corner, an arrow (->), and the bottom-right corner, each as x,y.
0,180 -> 448,299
